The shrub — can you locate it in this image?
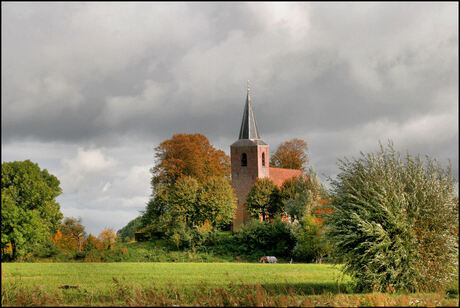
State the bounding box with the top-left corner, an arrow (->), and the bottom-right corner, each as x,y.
325,143 -> 458,292
222,218 -> 296,260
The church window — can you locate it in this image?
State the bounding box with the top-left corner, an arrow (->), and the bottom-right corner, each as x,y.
262,152 -> 265,166
241,153 -> 247,166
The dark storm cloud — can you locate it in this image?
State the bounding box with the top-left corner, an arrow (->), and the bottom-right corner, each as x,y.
2,2 -> 458,233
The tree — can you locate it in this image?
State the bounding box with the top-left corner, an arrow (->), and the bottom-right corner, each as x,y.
325,143 -> 458,292
292,215 -> 329,263
280,168 -> 328,222
246,178 -> 282,221
59,217 -> 86,252
270,138 -> 308,172
151,133 -> 230,190
83,234 -> 101,252
197,176 -> 236,229
168,176 -> 201,227
98,229 -> 117,250
1,160 -> 63,260
145,176 -> 236,232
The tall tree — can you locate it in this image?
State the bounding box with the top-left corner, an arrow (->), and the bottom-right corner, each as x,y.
151,133 -> 230,190
270,138 -> 309,172
1,160 -> 63,260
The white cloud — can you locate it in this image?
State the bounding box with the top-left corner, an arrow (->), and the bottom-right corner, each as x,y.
61,147 -> 117,192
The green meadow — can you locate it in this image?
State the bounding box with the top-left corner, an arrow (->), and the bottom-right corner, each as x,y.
2,262 -> 458,307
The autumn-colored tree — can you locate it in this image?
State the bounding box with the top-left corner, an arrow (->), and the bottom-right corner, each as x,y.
151,133 -> 230,190
246,178 -> 282,221
270,138 -> 308,172
83,234 -> 101,251
59,217 -> 86,252
98,229 -> 117,250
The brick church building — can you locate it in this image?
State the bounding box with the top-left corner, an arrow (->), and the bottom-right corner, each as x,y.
231,84 -> 304,231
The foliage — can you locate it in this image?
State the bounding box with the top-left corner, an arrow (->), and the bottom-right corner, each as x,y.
56,217 -> 87,252
169,176 -> 201,227
292,215 -> 329,263
197,176 -> 236,230
98,229 -> 117,250
143,175 -> 236,244
143,134 -> 235,244
151,133 -> 230,191
325,142 -> 459,292
117,216 -> 143,241
270,138 -> 309,172
246,178 -> 282,221
1,160 -> 63,260
210,219 -> 296,260
280,168 -> 328,223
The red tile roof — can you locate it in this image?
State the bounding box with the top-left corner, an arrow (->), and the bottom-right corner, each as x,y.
269,167 -> 305,188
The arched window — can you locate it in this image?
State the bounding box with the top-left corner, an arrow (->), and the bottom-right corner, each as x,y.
262,152 -> 265,166
241,153 -> 247,166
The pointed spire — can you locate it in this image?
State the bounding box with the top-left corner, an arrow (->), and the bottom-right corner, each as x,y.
238,81 -> 261,140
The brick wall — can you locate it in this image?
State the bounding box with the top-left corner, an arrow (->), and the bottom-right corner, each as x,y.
230,144 -> 269,231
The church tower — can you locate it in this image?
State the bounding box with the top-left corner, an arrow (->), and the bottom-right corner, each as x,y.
230,82 -> 269,231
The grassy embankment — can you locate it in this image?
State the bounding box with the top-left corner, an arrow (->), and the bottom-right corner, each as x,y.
2,262 -> 458,306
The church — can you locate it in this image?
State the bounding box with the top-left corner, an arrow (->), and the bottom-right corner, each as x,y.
230,84 -> 304,231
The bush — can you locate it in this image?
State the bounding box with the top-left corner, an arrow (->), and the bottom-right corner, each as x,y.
325,143 -> 458,292
210,218 -> 296,260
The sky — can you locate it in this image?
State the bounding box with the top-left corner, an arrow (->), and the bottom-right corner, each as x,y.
2,2 -> 458,235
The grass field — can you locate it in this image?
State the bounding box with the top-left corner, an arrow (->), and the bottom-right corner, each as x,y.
2,262 -> 458,306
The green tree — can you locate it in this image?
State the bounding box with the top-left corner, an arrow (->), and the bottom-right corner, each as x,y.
292,215 -> 328,263
146,176 -> 236,230
198,176 -> 236,229
246,178 -> 282,221
1,160 -> 63,260
325,143 -> 458,292
280,168 -> 328,222
169,176 -> 201,227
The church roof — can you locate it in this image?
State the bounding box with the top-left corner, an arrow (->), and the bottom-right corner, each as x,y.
269,167 -> 305,188
238,82 -> 261,140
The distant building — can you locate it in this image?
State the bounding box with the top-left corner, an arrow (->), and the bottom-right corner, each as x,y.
230,83 -> 305,231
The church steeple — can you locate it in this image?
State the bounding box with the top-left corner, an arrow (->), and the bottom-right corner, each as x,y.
238,80 -> 261,140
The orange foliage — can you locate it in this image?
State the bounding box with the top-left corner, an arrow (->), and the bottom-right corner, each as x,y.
52,228 -> 82,251
152,133 -> 230,187
313,198 -> 333,226
270,139 -> 308,172
98,229 -> 117,250
197,221 -> 212,232
83,234 -> 102,251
